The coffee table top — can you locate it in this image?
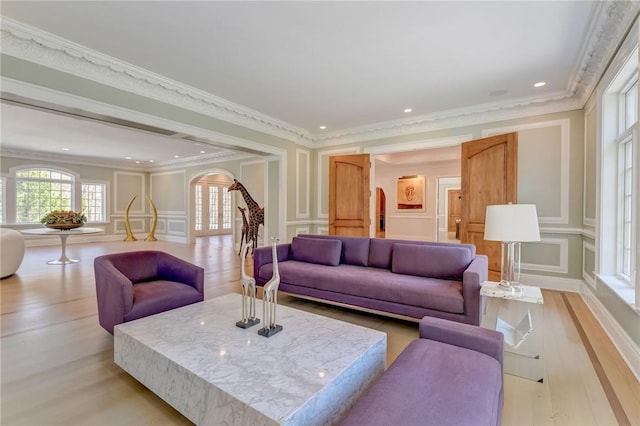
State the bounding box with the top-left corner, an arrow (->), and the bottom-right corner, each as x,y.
115,293 -> 387,424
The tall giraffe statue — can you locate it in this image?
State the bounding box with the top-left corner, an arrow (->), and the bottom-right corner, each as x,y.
227,179 -> 264,253
237,206 -> 249,255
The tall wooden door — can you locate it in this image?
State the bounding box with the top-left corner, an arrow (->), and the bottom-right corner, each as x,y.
460,132 -> 517,281
329,154 -> 370,236
447,189 -> 462,232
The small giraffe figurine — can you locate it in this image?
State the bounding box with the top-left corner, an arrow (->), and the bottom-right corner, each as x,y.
237,206 -> 249,255
228,179 -> 264,253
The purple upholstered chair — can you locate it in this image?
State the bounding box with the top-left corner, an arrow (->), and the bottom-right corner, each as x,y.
94,250 -> 204,334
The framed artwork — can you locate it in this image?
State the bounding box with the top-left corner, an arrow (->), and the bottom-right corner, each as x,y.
397,175 -> 425,211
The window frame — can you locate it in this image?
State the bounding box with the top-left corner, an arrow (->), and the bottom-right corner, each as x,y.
81,180 -> 109,224
13,166 -> 77,224
597,34 -> 639,309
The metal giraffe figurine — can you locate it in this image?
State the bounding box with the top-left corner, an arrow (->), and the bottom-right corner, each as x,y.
258,237 -> 283,337
235,242 -> 260,329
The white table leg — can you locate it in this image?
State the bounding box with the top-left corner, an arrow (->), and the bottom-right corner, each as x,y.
47,234 -> 79,265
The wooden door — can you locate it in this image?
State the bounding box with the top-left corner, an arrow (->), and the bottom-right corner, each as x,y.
460,133 -> 517,281
329,154 -> 370,236
447,189 -> 462,232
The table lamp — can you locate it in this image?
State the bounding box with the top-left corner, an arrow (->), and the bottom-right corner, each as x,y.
484,203 -> 540,294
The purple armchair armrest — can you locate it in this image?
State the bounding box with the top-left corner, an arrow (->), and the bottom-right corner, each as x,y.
420,316 -> 503,367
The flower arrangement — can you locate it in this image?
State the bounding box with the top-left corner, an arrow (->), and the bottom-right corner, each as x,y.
40,210 -> 87,227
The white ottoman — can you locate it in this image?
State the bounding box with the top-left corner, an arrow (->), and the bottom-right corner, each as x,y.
1,228 -> 25,278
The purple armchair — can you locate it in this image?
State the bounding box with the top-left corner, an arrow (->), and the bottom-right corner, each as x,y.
341,316 -> 504,426
94,251 -> 204,334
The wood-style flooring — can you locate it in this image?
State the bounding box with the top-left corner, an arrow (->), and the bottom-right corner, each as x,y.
1,235 -> 638,425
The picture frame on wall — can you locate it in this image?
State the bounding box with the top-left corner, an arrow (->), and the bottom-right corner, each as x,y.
397,175 -> 425,211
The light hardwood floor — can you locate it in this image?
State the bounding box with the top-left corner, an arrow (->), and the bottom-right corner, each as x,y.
1,236 -> 638,425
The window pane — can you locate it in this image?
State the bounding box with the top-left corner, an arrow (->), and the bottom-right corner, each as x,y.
195,185 -> 202,231
81,183 -> 106,222
223,190 -> 232,229
209,186 -> 218,230
625,80 -> 638,130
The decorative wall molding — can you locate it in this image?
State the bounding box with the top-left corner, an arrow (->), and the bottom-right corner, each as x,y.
295,149 -> 310,219
483,119 -> 570,225
2,1 -> 637,147
113,171 -> 145,214
582,240 -> 597,289
583,100 -> 597,227
150,170 -> 186,215
521,237 -> 569,274
294,227 -> 310,236
167,219 -> 186,236
114,218 -> 145,234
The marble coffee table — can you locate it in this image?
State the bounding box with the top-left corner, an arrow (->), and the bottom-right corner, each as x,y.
114,293 -> 386,425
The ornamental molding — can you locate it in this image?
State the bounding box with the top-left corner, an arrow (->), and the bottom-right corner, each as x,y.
1,2 -> 638,147
0,147 -> 248,172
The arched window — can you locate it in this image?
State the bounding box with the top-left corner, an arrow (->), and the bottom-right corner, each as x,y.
15,168 -> 75,223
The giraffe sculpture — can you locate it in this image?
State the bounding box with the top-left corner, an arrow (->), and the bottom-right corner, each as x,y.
258,237 -> 282,337
227,179 -> 264,254
235,243 -> 260,329
237,206 -> 249,255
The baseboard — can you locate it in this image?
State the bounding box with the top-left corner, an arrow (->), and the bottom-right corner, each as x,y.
520,273 -> 582,292
579,283 -> 640,382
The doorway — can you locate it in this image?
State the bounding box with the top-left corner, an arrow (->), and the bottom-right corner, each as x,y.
194,174 -> 233,237
437,177 -> 461,242
375,187 -> 386,238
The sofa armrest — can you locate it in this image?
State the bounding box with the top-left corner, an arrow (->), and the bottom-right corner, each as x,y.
253,243 -> 292,283
461,254 -> 488,325
94,258 -> 134,334
157,253 -> 205,295
419,316 -> 503,366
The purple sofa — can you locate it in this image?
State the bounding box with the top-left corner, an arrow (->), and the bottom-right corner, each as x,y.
341,316 -> 504,426
94,250 -> 204,334
253,235 -> 488,325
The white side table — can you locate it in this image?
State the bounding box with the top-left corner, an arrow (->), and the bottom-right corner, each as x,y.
481,281 -> 545,382
21,227 -> 104,265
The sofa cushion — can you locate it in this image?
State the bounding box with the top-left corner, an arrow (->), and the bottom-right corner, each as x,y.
291,236 -> 342,266
392,243 -> 473,279
259,261 -> 464,314
298,235 -> 370,266
369,238 -> 476,270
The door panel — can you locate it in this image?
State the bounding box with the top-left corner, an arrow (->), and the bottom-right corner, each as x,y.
329,154 -> 370,237
461,132 -> 517,281
195,183 -> 232,236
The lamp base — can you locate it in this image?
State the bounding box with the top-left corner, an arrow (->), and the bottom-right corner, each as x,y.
498,280 -> 523,297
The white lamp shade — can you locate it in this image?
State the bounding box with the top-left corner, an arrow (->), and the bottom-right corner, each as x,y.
484,204 -> 541,242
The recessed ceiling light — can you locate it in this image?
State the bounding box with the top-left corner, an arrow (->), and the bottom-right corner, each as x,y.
174,155 -> 180,159
124,156 -> 132,160
200,150 -> 206,154
404,108 -> 413,113
319,125 -> 327,130
534,81 -> 546,88
149,160 -> 154,163
135,161 -> 140,164
61,147 -> 69,151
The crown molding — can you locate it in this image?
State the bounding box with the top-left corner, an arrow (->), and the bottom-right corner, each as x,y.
1,2 -> 637,148
0,147 -> 250,172
0,17 -> 312,145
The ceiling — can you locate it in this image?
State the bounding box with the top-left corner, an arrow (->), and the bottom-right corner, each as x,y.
0,1 -> 630,168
